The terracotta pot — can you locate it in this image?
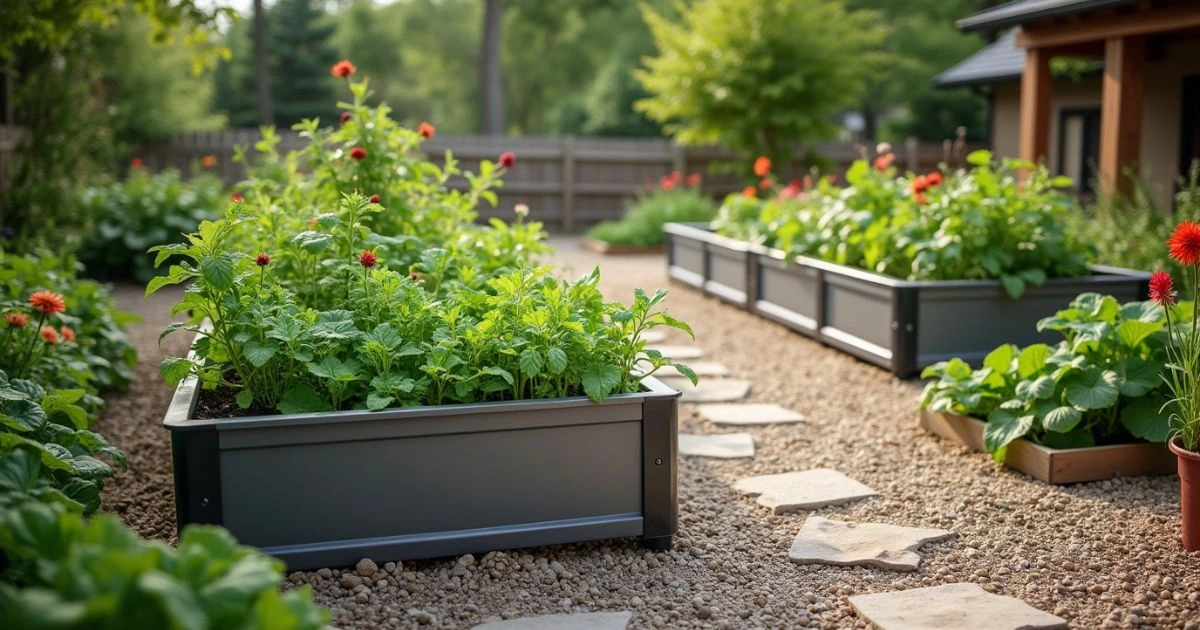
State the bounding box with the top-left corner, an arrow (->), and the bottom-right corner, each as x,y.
1169,437 -> 1200,552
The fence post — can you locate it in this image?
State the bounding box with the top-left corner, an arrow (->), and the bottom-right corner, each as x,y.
672,141 -> 686,175
904,137 -> 918,173
562,136 -> 576,232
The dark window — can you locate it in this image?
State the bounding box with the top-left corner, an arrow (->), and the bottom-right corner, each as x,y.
1057,107 -> 1101,195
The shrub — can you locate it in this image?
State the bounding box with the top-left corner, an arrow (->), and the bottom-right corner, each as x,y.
587,173 -> 715,247
77,166 -> 226,283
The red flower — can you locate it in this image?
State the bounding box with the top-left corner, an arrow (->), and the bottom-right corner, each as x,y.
742,186 -> 757,199
499,152 -> 516,168
753,156 -> 771,178
331,60 -> 356,78
1150,271 -> 1177,306
359,250 -> 377,268
759,177 -> 772,190
410,271 -> 423,282
200,155 -> 218,170
873,153 -> 895,171
1169,221 -> 1200,266
29,291 -> 65,315
349,147 -> 367,161
255,253 -> 270,267
801,176 -> 813,190
340,111 -> 352,125
685,173 -> 702,187
926,171 -> 944,187
369,194 -> 381,204
60,326 -> 75,342
130,157 -> 144,170
914,192 -> 929,205
910,175 -> 929,196
5,312 -> 29,327
780,180 -> 802,199
231,193 -> 244,203
659,175 -> 676,191
40,326 -> 58,345
418,122 -> 435,138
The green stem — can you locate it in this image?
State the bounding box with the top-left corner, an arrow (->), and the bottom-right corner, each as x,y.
17,313 -> 47,378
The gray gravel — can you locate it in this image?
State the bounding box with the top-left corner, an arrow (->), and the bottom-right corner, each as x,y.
100,238 -> 1200,628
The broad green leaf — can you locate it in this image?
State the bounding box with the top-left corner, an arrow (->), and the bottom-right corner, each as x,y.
983,408 -> 1034,456
235,389 -> 254,409
1064,369 -> 1120,410
667,361 -> 698,386
160,357 -> 194,386
366,393 -> 394,411
482,366 -> 514,385
1120,396 -> 1173,442
277,385 -> 332,415
199,254 -> 235,291
581,363 -> 622,401
242,340 -> 277,368
1000,274 -> 1025,299
1115,358 -> 1162,397
545,347 -> 569,375
291,230 -> 334,253
1115,319 -> 1163,349
983,344 -> 1016,374
1017,344 -> 1052,378
1041,406 -> 1083,433
518,349 -> 544,377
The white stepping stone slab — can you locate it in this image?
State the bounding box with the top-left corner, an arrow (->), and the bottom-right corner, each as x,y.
474,612 -> 632,629
679,433 -> 755,459
697,403 -> 804,426
733,469 -> 877,514
849,583 -> 1067,630
655,361 -> 729,379
787,516 -> 953,571
644,344 -> 704,360
662,377 -> 751,403
639,330 -> 668,344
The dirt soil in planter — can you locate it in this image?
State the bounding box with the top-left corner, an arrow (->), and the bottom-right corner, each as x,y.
99,237 -> 1200,629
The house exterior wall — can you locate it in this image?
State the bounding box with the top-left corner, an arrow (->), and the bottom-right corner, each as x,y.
989,37 -> 1200,209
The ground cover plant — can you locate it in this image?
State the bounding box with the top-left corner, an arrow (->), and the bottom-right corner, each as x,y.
712,150 -> 1094,298
920,293 -> 1179,458
149,65 -> 696,416
77,163 -> 226,283
587,171 -> 715,247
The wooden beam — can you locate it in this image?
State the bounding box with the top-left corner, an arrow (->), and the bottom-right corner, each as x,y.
1019,47 -> 1052,166
1099,35 -> 1145,197
1017,3 -> 1200,48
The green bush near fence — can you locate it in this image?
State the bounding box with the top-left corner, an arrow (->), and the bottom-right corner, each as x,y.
587,178 -> 715,247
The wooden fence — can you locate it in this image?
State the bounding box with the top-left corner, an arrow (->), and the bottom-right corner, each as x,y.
140,132 -> 966,230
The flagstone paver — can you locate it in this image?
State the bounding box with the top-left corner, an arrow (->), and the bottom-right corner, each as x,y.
697,402 -> 804,425
644,344 -> 704,359
661,377 -> 751,402
678,432 -> 755,459
848,583 -> 1067,630
639,330 -> 668,344
656,361 -> 730,378
787,516 -> 953,571
473,612 -> 633,629
733,469 -> 877,514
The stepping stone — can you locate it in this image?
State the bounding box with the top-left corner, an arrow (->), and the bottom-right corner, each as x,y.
787,516 -> 953,571
639,330 -> 668,344
661,377 -> 751,403
656,361 -> 729,379
474,612 -> 633,629
679,433 -> 755,459
733,469 -> 877,514
848,583 -> 1066,630
644,344 -> 704,359
697,403 -> 804,426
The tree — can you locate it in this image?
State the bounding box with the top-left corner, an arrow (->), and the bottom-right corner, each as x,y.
253,0 -> 271,124
635,0 -> 887,169
268,0 -> 339,126
480,0 -> 505,134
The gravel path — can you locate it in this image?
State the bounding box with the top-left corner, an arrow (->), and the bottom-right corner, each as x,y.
97,237 -> 1200,629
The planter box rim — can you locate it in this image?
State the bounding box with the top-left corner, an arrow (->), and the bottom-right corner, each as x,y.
663,222 -> 753,252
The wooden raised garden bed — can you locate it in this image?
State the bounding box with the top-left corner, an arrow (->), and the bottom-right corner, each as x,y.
665,222 -> 1151,378
919,409 -> 1175,484
581,237 -> 665,256
165,359 -> 682,571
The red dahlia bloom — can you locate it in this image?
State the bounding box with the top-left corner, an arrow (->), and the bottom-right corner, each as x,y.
499,152 -> 516,168
780,181 -> 802,199
742,186 -> 756,199
359,250 -> 377,268
753,156 -> 771,178
349,147 -> 367,161
340,111 -> 352,125
926,171 -> 944,187
200,155 -> 217,170
60,326 -> 75,342
231,193 -> 244,203
418,122 -> 435,138
369,194 -> 381,204
659,175 -> 676,191
130,157 -> 144,170
255,253 -> 270,267
40,326 -> 58,345
1150,271 -> 1177,306
685,173 -> 702,187
1169,221 -> 1200,266
911,175 -> 929,196
29,291 -> 65,315
331,60 -> 356,78
5,312 -> 29,327
873,153 -> 895,171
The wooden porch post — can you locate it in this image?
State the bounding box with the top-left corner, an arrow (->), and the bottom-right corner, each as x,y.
1019,47 -> 1052,165
1099,35 -> 1145,197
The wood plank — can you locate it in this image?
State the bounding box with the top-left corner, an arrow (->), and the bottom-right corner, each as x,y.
1017,3 -> 1200,49
1019,47 -> 1053,166
1098,35 -> 1145,197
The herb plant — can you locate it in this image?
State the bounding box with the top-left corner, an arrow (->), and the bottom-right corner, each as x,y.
1150,222 -> 1200,452
587,173 -> 715,247
920,293 -> 1180,458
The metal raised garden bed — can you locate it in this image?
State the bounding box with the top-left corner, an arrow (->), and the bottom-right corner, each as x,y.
664,222 -> 754,308
665,222 -> 1151,378
164,361 -> 681,571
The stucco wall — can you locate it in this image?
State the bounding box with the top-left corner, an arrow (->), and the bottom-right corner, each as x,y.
989,37 -> 1200,209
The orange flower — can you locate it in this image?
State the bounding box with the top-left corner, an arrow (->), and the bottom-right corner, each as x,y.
801,176 -> 813,190
359,250 -> 377,268
331,60 -> 356,78
5,312 -> 29,327
200,155 -> 218,170
29,291 -> 65,315
1169,221 -> 1200,266
40,326 -> 58,345
758,177 -> 771,189
914,192 -> 929,205
753,156 -> 771,178
349,147 -> 367,161
873,153 -> 895,171
685,173 -> 702,187
910,175 -> 929,196
742,186 -> 757,199
418,122 -> 435,138
60,326 -> 75,342
926,171 -> 943,187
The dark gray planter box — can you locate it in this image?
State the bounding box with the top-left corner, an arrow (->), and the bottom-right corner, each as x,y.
665,223 -> 1151,378
165,365 -> 681,570
664,222 -> 753,307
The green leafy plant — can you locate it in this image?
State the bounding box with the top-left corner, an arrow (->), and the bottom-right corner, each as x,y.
714,150 -> 1094,298
77,165 -> 225,283
1150,223 -> 1200,452
920,293 -> 1180,459
587,173 -> 715,247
